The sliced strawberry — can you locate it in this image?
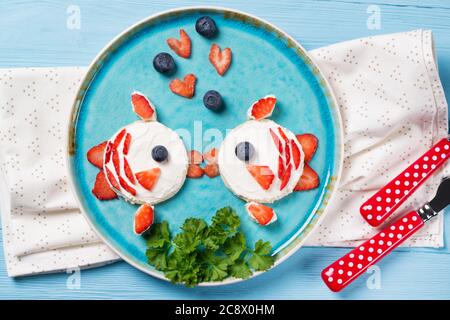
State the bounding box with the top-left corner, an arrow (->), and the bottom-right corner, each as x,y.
277,127 -> 289,144
246,165 -> 275,190
294,164 -> 319,191
285,143 -> 291,166
278,126 -> 291,164
118,175 -> 137,196
269,128 -> 283,154
123,133 -> 132,155
105,141 -> 113,164
112,148 -> 121,175
203,148 -> 218,163
188,150 -> 203,164
245,202 -> 277,226
277,155 -> 285,179
280,163 -> 292,191
131,92 -> 156,121
92,170 -> 117,200
105,167 -> 120,190
248,95 -> 276,120
123,157 -> 135,184
87,141 -> 107,169
167,29 -> 191,58
291,139 -> 301,169
113,129 -> 127,148
296,134 -> 318,163
187,164 -> 204,178
209,44 -> 232,76
135,168 -> 161,191
169,74 -> 196,99
204,163 -> 219,178
134,204 -> 154,235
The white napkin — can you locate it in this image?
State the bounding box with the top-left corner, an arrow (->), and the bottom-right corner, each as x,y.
305,29 -> 448,246
0,29 -> 447,277
0,67 -> 119,277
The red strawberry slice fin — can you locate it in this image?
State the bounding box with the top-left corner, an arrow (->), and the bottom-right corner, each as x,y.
92,170 -> 118,200
188,150 -> 203,164
169,74 -> 196,99
294,164 -> 320,191
248,95 -> 276,120
203,148 -> 218,163
113,129 -> 127,148
246,165 -> 275,190
104,141 -> 113,164
280,163 -> 292,191
204,163 -> 219,178
269,128 -> 283,154
291,139 -> 301,169
123,133 -> 132,155
105,167 -> 120,191
277,155 -> 285,180
245,202 -> 277,226
118,175 -> 137,196
123,157 -> 135,184
187,164 -> 204,178
131,92 -> 156,121
167,29 -> 191,58
87,141 -> 107,169
134,204 -> 154,235
209,44 -> 232,76
296,134 -> 318,163
135,168 -> 161,191
112,148 -> 121,175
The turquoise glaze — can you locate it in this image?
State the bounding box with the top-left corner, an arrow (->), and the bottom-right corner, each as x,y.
68,8 -> 342,283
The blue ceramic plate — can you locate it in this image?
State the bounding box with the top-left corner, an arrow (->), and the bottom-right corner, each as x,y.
67,7 -> 343,285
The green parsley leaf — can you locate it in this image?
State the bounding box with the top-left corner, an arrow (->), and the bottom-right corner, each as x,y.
145,246 -> 168,271
248,240 -> 275,271
201,252 -> 231,282
165,250 -> 200,287
181,218 -> 207,237
211,206 -> 240,234
173,218 -> 206,253
202,224 -> 227,250
145,221 -> 170,248
173,232 -> 200,253
229,259 -> 252,279
144,207 -> 276,287
223,232 -> 246,261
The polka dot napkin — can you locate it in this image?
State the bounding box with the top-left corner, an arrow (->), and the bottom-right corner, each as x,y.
305,29 -> 448,247
0,29 -> 448,277
0,67 -> 119,277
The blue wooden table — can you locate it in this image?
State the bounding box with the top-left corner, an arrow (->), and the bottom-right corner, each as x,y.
1,0 -> 449,300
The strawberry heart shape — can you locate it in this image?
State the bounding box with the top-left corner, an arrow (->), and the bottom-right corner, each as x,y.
167,29 -> 191,59
169,74 -> 196,99
209,44 -> 232,76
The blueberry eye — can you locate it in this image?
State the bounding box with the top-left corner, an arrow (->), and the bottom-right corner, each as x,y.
235,141 -> 254,162
152,145 -> 168,162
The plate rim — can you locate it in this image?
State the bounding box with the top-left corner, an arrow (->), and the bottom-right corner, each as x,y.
66,5 -> 344,286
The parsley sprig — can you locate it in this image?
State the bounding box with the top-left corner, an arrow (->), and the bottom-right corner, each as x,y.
145,206 -> 275,287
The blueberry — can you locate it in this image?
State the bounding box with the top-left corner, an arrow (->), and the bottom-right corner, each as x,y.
195,16 -> 217,38
153,52 -> 175,74
203,90 -> 223,111
235,141 -> 255,162
152,145 -> 168,162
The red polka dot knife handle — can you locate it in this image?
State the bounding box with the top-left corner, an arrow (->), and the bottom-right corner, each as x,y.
323,177 -> 450,292
321,210 -> 424,292
360,138 -> 450,227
